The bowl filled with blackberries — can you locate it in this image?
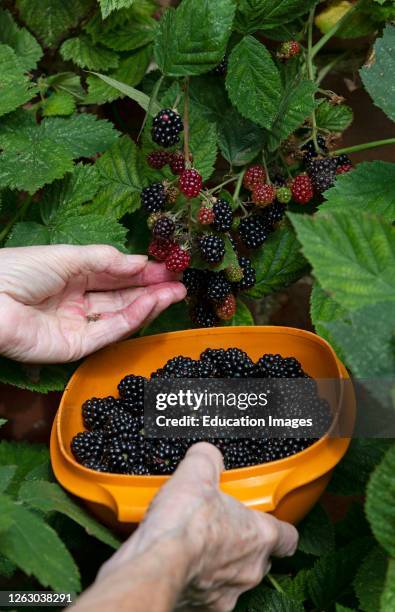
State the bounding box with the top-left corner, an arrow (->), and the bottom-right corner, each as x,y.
51,326 -> 355,530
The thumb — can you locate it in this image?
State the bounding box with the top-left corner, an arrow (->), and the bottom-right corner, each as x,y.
169,442 -> 224,490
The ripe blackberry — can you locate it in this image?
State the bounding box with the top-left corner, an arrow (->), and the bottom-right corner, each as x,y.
198,205 -> 214,225
276,186 -> 292,204
106,440 -> 140,474
217,348 -> 255,378
252,183 -> 276,206
261,201 -> 286,229
83,460 -> 109,472
291,174 -> 313,205
200,348 -> 226,371
151,108 -> 183,148
255,353 -> 305,378
243,165 -> 266,190
307,157 -> 337,193
224,441 -> 259,469
141,182 -> 166,213
165,245 -> 191,272
153,216 -> 175,239
301,135 -> 328,162
147,150 -> 169,169
179,169 -> 202,198
277,40 -> 301,60
238,215 -> 267,249
82,396 -> 118,430
148,238 -> 175,261
234,256 -> 256,291
334,153 -> 352,167
104,410 -> 137,438
212,56 -> 228,76
118,374 -> 145,407
152,356 -> 203,379
225,264 -> 244,283
182,268 -> 207,297
207,271 -> 232,301
190,302 -> 219,327
199,234 -> 225,264
130,462 -> 150,475
215,294 -> 237,320
71,431 -> 104,465
213,199 -> 233,232
149,440 -> 186,474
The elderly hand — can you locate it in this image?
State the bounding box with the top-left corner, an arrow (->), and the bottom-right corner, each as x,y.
0,245 -> 186,363
75,443 -> 298,612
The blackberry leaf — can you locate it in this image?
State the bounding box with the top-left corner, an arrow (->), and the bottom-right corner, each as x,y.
235,0 -> 318,33
366,443 -> 395,557
98,0 -> 136,19
0,45 -> 38,118
315,100 -> 353,132
42,91 -> 76,117
60,35 -> 119,71
0,9 -> 42,71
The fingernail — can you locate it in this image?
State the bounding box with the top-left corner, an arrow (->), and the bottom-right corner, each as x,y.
125,254 -> 148,264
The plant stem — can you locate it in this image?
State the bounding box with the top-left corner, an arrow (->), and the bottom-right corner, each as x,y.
316,52 -> 350,85
311,3 -> 359,58
183,77 -> 191,168
138,74 -> 164,141
334,138 -> 395,155
307,7 -> 318,151
261,150 -> 271,184
266,573 -> 285,594
0,197 -> 31,244
208,173 -> 241,194
233,168 -> 245,203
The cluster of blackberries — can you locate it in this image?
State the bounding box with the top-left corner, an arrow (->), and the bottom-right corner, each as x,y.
71,349 -> 331,474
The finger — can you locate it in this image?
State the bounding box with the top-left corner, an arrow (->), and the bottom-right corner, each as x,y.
256,513 -> 299,558
128,262 -> 182,287
142,281 -> 187,324
85,281 -> 185,313
169,443 -> 225,490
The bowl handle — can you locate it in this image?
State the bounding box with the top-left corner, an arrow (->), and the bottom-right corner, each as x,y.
101,484 -> 157,523
221,469 -> 295,512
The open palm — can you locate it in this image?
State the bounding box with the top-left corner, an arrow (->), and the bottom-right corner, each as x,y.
0,245 -> 186,363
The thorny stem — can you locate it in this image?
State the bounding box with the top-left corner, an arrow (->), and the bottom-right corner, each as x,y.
334,138 -> 395,155
311,3 -> 359,58
307,7 -> 318,152
0,197 -> 31,243
183,77 -> 191,169
266,573 -> 285,594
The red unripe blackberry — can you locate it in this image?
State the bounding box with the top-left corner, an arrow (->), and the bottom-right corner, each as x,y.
336,164 -> 353,174
207,271 -> 232,301
277,40 -> 301,60
252,183 -> 276,206
179,168 -> 202,198
141,182 -> 166,212
215,294 -> 237,320
307,157 -> 337,193
335,153 -> 353,174
148,238 -> 175,261
147,150 -> 169,169
291,174 -> 314,204
198,205 -> 215,225
153,215 -> 175,239
165,245 -> 191,272
190,302 -> 218,327
199,234 -> 225,264
152,108 -> 183,148
169,151 -> 187,175
238,215 -> 267,249
213,198 -> 233,232
243,165 -> 266,190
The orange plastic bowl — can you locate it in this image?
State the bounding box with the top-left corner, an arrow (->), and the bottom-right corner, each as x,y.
51,326 -> 355,529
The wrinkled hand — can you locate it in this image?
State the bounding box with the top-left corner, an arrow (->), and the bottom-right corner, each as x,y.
0,245 -> 186,363
96,443 -> 298,612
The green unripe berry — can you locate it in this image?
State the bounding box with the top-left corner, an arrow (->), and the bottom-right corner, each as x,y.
276,186 -> 292,204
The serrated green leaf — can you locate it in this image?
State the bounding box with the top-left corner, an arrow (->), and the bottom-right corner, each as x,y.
19,481 -> 120,549
315,100 -> 353,132
0,9 -> 42,71
329,439 -> 393,496
310,282 -> 346,360
0,499 -> 81,592
16,0 -> 93,48
91,135 -> 144,218
0,356 -> 75,392
0,466 -> 17,494
99,0 -> 136,19
298,504 -> 335,556
381,558 -> 395,612
99,14 -> 156,51
0,441 -> 49,496
366,443 -> 395,557
281,569 -> 309,603
321,161 -> 395,222
47,72 -> 85,100
235,0 -> 318,34
89,70 -> 159,113
247,224 -> 307,298
224,300 -> 254,326
154,0 -> 236,77
217,107 -> 265,166
248,588 -> 304,612
60,35 -> 119,70
267,80 -> 316,151
0,44 -> 37,118
289,211 -> 395,310
6,222 -> 50,246
51,212 -> 128,250
360,24 -> 395,122
189,110 -> 217,181
86,45 -> 152,104
226,36 -> 282,129
0,555 -> 16,579
142,301 -> 191,336
354,546 -> 388,612
42,91 -> 76,116
0,494 -> 16,531
307,538 -> 373,609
